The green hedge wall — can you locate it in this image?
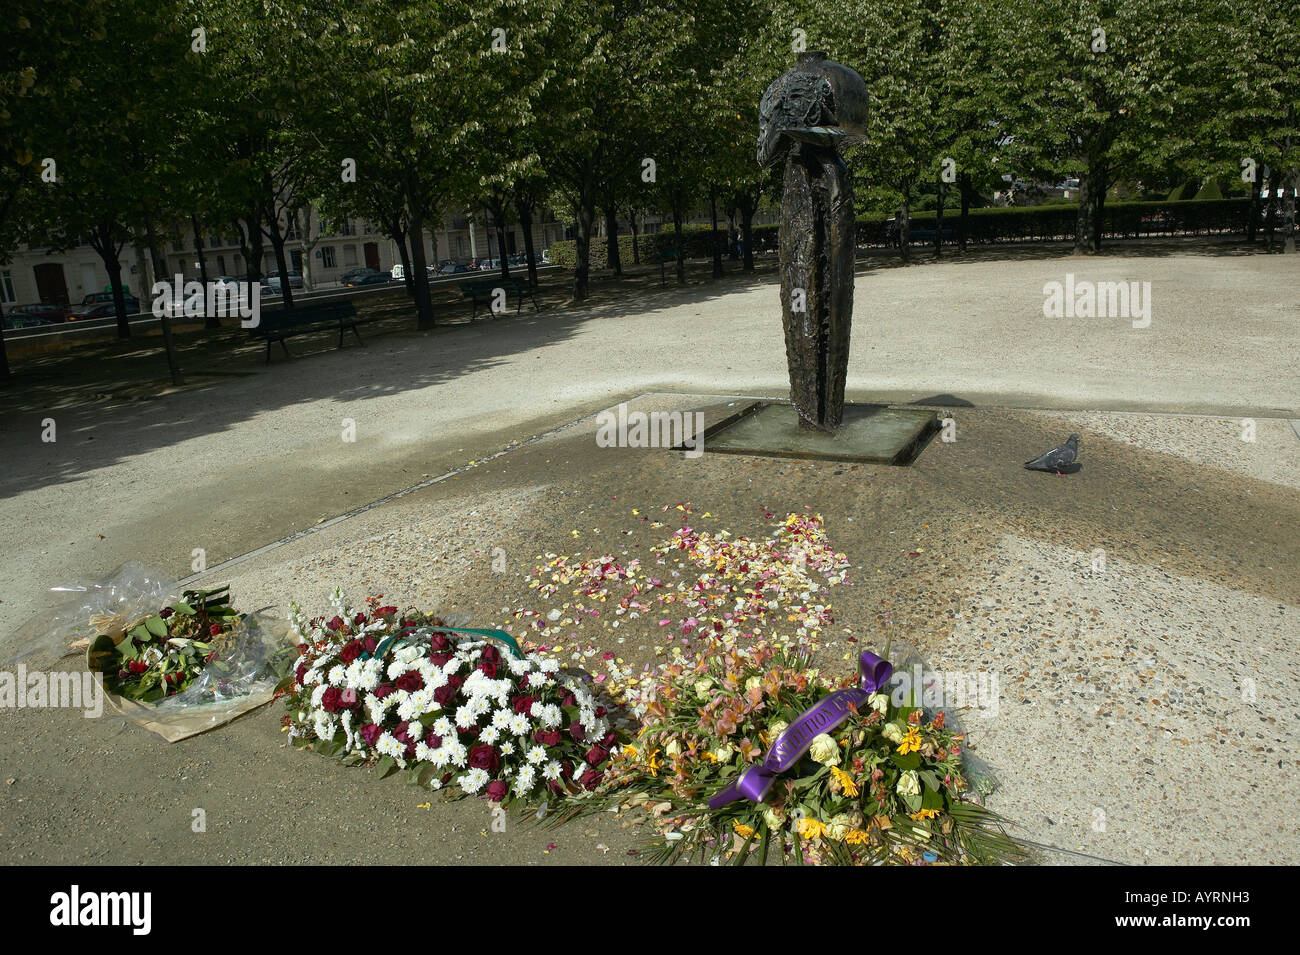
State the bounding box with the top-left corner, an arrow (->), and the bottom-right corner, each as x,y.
548,199 -> 1250,265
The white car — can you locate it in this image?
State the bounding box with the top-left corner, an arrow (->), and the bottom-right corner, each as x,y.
390,263 -> 405,280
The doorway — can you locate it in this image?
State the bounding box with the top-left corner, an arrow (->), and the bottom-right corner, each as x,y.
33,263 -> 70,304
364,242 -> 380,271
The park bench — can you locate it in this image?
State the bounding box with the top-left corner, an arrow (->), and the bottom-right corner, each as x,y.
908,227 -> 957,244
250,300 -> 363,362
458,277 -> 539,320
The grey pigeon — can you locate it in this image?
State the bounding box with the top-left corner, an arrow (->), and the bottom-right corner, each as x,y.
1024,434 -> 1079,474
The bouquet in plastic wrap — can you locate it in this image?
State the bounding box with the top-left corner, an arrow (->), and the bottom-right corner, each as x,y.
281,588 -> 627,806
585,639 -> 1026,865
7,563 -> 295,740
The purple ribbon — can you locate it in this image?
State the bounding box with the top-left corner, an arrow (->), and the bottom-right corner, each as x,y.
707,650 -> 892,810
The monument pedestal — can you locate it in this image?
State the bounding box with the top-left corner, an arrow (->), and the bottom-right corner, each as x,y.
697,400 -> 938,465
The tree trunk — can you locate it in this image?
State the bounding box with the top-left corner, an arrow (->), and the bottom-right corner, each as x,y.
516,195 -> 539,288
144,214 -> 184,386
1075,172 -> 1094,254
263,202 -> 295,309
627,207 -> 640,265
396,228 -> 414,296
738,191 -> 756,272
1284,165 -> 1297,254
710,187 -> 723,278
1091,164 -> 1107,253
934,180 -> 945,257
92,221 -> 131,339
1247,174 -> 1260,244
958,171 -> 971,253
573,194 -> 595,301
604,205 -> 621,276
240,207 -> 264,283
408,206 -> 434,329
673,200 -> 685,285
898,185 -> 912,263
191,214 -> 219,329
489,199 -> 511,279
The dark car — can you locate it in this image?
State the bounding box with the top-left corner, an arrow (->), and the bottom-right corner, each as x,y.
345,271 -> 392,286
69,291 -> 141,320
438,262 -> 471,275
339,267 -> 380,286
263,270 -> 304,292
7,302 -> 71,323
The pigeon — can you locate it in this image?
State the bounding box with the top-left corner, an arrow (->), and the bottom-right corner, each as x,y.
1024,434 -> 1079,475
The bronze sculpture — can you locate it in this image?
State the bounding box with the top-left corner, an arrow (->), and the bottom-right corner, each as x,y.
758,52 -> 868,431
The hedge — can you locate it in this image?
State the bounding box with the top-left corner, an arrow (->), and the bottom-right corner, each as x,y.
548,198 -> 1251,265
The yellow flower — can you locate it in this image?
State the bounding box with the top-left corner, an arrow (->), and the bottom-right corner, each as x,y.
898,726 -> 922,755
733,822 -> 755,839
844,828 -> 872,845
646,749 -> 662,777
622,744 -> 639,759
796,817 -> 827,840
910,808 -> 941,821
830,766 -> 860,797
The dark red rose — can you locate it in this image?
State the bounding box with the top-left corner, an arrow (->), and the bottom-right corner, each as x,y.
580,769 -> 603,790
209,624 -> 222,636
594,706 -> 607,718
393,721 -> 413,744
568,720 -> 586,741
547,780 -> 564,796
359,723 -> 382,747
486,780 -> 508,803
320,687 -> 343,712
395,670 -> 423,693
327,616 -> 344,631
159,607 -> 174,619
512,695 -> 536,715
478,659 -> 498,679
468,744 -> 499,772
562,693 -> 576,707
295,662 -> 308,685
338,639 -> 363,664
429,634 -> 450,652
404,741 -> 417,759
433,683 -> 458,707
586,746 -> 608,766
447,675 -> 465,690
425,734 -> 442,749
518,673 -> 531,688
440,773 -> 453,786
429,652 -> 453,667
601,731 -> 618,747
362,635 -> 377,654
460,726 -> 479,740
480,645 -> 501,664
354,613 -> 368,626
533,729 -> 562,747
377,606 -> 398,616
374,682 -> 396,699
559,760 -> 574,781
128,660 -> 148,674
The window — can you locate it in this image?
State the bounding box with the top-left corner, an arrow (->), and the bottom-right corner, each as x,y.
217,255 -> 227,275
363,221 -> 372,234
340,219 -> 354,236
0,270 -> 14,304
343,245 -> 358,266
321,246 -> 336,268
291,250 -> 303,273
284,212 -> 299,241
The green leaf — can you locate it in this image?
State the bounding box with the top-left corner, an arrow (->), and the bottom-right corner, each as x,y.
375,755 -> 397,778
891,751 -> 921,771
144,616 -> 168,638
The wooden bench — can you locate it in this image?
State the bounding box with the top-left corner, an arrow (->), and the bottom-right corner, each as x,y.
250,300 -> 362,362
458,277 -> 539,320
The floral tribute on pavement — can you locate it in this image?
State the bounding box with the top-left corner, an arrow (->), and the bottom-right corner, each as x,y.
280,590 -> 626,805
583,639 -> 1025,865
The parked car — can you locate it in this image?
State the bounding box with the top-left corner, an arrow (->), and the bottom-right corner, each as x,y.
341,267 -> 382,286
264,270 -> 305,292
6,302 -> 71,323
438,262 -> 471,275
69,290 -> 141,320
345,271 -> 392,286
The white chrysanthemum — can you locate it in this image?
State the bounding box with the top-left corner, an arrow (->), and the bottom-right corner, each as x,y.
479,725 -> 500,745
406,721 -> 424,742
508,714 -> 530,736
375,733 -> 405,759
310,684 -> 328,708
526,745 -> 547,765
538,704 -> 563,728
326,664 -> 344,687
313,713 -> 336,742
365,695 -> 389,725
459,768 -> 490,794
442,740 -> 468,767
507,656 -> 533,676
491,709 -> 512,730
454,706 -> 479,729
499,741 -> 516,757
538,657 -> 560,674
432,717 -> 454,738
513,765 -> 536,794
442,657 -> 465,676
542,761 -> 563,781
